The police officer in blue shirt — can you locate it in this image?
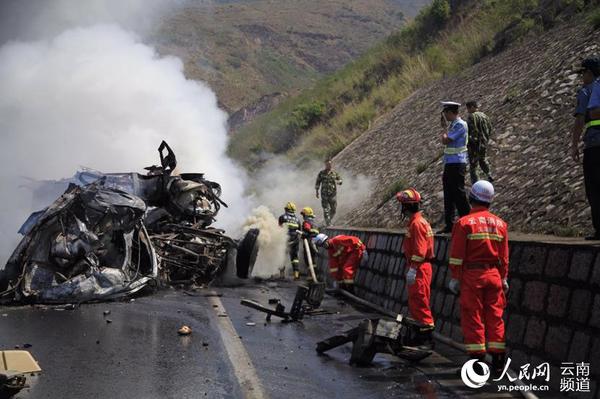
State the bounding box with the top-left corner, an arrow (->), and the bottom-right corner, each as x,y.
573,57 -> 600,239
438,101 -> 471,233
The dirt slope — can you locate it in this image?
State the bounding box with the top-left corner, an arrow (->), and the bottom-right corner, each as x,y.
334,19 -> 599,235
154,0 -> 428,114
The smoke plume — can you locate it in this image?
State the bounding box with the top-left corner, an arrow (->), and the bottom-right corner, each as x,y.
0,1 -> 375,270
241,206 -> 288,278
240,158 -> 373,276
0,1 -> 249,264
248,157 -> 373,226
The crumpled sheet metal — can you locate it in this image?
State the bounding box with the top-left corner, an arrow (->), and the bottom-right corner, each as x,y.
1,184 -> 158,304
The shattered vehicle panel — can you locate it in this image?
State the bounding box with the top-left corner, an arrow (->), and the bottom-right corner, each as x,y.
0,141 -> 259,304
1,183 -> 158,303
152,224 -> 235,284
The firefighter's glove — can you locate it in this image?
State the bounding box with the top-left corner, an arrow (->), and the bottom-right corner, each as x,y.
448,278 -> 460,295
406,267 -> 417,285
502,279 -> 509,294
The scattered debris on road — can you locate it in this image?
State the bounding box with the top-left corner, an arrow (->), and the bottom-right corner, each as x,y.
316,317 -> 432,366
241,282 -> 326,322
0,350 -> 41,398
178,325 -> 192,335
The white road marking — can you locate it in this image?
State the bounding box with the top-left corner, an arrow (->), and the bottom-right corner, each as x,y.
208,295 -> 268,399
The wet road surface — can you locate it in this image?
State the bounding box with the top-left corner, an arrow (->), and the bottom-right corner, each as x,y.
1,281 -> 520,398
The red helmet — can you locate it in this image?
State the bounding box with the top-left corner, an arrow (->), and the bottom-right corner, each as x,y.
396,188 -> 421,204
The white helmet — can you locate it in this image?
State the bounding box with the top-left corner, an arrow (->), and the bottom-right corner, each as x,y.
470,180 -> 494,203
313,233 -> 329,247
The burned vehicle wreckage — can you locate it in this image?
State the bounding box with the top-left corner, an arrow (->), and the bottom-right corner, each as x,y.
0,141 -> 259,304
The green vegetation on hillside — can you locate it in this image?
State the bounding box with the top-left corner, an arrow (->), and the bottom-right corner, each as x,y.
229,0 -> 597,168
155,0 -> 423,112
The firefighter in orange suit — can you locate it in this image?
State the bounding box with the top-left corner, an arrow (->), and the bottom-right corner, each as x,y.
313,233 -> 366,292
396,188 -> 435,348
448,180 -> 509,374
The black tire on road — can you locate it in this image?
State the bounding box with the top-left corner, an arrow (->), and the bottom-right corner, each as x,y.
236,228 -> 260,279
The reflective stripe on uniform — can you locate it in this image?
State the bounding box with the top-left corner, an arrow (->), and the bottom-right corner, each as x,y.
333,248 -> 344,257
411,255 -> 425,262
285,223 -> 299,229
444,146 -> 467,155
488,342 -> 506,350
310,229 -> 319,234
465,343 -> 486,352
341,279 -> 354,284
330,268 -> 339,273
467,233 -> 504,241
585,120 -> 600,130
291,260 -> 299,264
449,257 -> 463,265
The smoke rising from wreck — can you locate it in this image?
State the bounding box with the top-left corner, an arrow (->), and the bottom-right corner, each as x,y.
0,2 -> 248,264
244,158 -> 373,277
0,1 -> 375,272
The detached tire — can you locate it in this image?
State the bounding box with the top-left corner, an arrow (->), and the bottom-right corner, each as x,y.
236,228 -> 260,278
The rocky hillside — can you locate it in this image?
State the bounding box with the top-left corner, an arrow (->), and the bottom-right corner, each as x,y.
334,18 -> 599,236
153,0 -> 428,115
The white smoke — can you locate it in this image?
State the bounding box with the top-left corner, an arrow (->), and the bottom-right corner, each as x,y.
241,206 -> 287,278
239,158 -> 373,277
0,0 -> 174,43
0,4 -> 249,264
248,157 -> 373,226
0,1 -> 375,269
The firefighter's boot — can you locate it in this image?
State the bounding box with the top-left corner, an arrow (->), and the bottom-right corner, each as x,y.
491,352 -> 506,379
416,328 -> 434,350
456,353 -> 487,377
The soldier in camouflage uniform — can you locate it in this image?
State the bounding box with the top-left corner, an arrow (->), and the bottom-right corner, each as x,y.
315,159 -> 343,226
466,101 -> 494,184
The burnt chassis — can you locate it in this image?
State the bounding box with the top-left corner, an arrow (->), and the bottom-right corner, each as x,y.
0,141 -> 259,303
1,183 -> 158,303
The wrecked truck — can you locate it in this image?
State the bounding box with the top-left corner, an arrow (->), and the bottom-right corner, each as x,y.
0,141 -> 259,304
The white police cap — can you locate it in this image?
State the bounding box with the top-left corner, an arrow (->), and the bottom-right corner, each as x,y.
441,101 -> 461,107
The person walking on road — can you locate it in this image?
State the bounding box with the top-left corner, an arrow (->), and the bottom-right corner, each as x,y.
439,101 -> 471,233
315,159 -> 342,226
465,101 -> 494,184
448,180 -> 509,375
571,56 -> 600,240
313,233 -> 365,293
278,202 -> 300,279
396,188 -> 435,348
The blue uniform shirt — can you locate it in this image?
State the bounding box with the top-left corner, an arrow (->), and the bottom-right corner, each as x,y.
584,78 -> 600,149
574,84 -> 591,116
443,117 -> 469,164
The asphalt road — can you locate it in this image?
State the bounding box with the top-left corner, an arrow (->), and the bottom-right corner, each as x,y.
0,281 -> 519,399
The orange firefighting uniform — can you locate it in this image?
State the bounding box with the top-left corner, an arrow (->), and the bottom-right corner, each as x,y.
402,212 -> 435,326
327,235 -> 365,284
449,206 -> 509,355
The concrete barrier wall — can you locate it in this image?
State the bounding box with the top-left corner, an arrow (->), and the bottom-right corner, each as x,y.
318,227 -> 600,397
